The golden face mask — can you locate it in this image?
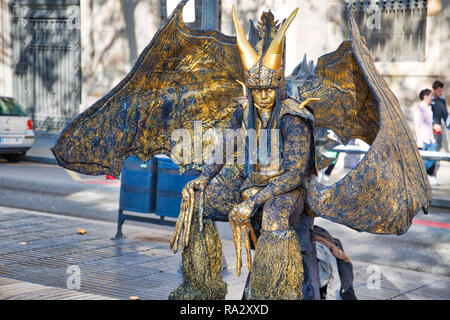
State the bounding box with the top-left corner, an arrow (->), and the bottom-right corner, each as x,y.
251,88 -> 277,109
232,5 -> 299,89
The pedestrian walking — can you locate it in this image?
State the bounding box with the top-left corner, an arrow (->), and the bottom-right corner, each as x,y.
429,80 -> 449,182
414,88 -> 438,186
318,130 -> 341,183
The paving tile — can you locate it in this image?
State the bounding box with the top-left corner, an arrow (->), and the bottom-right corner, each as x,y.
354,285 -> 403,300
0,277 -> 22,286
6,287 -> 66,300
391,292 -> 441,300
0,277 -> 117,300
377,276 -> 432,293
0,212 -> 34,221
407,281 -> 450,300
0,282 -> 46,299
136,256 -> 181,274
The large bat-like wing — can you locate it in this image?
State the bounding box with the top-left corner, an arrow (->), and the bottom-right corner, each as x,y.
52,0 -> 244,177
298,10 -> 432,235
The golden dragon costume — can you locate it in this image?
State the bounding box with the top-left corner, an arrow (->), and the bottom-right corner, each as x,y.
52,0 -> 432,300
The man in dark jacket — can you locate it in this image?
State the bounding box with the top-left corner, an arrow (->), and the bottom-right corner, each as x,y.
429,80 -> 448,180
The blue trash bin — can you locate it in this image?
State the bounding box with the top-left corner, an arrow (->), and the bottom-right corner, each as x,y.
155,156 -> 199,218
113,155 -> 199,239
113,156 -> 157,239
119,157 -> 157,213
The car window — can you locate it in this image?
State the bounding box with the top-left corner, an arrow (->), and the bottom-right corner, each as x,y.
0,98 -> 27,116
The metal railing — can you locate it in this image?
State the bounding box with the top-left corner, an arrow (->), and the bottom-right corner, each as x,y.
332,145 -> 450,161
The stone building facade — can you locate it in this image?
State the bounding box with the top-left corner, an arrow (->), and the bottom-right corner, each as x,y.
0,0 -> 448,131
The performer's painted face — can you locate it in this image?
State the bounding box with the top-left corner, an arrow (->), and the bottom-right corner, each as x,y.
252,88 -> 276,109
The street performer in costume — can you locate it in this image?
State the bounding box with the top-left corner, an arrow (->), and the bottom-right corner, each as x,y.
51,0 -> 432,300
170,6 -> 318,300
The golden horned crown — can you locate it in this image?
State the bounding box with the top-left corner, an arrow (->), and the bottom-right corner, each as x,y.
232,5 -> 299,89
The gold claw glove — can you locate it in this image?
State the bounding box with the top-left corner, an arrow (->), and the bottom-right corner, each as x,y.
229,199 -> 258,276
170,178 -> 207,254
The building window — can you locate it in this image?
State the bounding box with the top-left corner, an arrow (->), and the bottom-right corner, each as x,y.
342,0 -> 428,62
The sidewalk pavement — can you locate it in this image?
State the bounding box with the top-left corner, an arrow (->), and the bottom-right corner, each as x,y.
0,206 -> 247,300
25,132 -> 450,208
0,277 -> 117,300
0,206 -> 449,300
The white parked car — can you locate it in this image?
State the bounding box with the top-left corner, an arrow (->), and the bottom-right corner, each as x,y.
0,97 -> 35,162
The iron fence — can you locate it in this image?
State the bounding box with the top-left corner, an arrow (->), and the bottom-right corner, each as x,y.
343,0 -> 428,62
11,0 -> 81,131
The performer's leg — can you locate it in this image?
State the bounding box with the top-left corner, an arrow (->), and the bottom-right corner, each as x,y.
169,216 -> 227,300
250,190 -> 305,300
169,170 -> 243,300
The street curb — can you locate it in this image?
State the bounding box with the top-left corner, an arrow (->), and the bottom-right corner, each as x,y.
24,155 -> 58,165
431,198 -> 450,209
0,173 -> 119,196
34,130 -> 61,139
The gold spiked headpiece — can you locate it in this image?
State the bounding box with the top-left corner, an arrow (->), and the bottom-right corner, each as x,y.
232,6 -> 298,89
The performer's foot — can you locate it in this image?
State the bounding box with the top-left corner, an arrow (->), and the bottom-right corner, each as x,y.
168,218 -> 227,300
250,229 -> 303,300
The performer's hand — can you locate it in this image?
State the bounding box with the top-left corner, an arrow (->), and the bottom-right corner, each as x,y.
170,177 -> 208,254
230,199 -> 256,224
229,199 -> 258,276
186,178 -> 209,192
